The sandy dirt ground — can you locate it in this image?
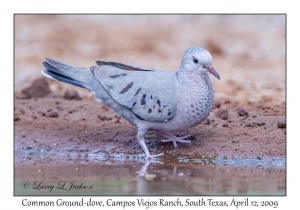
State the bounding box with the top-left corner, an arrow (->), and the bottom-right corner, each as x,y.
14,15 -> 286,163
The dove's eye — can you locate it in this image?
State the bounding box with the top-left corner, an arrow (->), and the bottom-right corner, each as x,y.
193,57 -> 198,64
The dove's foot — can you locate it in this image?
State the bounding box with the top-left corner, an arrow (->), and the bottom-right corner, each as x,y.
157,131 -> 192,148
137,132 -> 164,160
148,153 -> 164,160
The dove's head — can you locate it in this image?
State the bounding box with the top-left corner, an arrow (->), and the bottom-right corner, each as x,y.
179,47 -> 220,80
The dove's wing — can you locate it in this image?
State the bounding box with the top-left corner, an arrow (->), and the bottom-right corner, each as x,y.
89,62 -> 177,122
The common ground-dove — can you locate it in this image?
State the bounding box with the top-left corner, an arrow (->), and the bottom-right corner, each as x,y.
42,47 -> 220,159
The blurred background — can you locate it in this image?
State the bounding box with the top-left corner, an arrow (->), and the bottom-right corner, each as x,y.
14,14 -> 285,106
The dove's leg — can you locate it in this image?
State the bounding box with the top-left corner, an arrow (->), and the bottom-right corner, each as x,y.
137,130 -> 164,160
157,131 -> 191,148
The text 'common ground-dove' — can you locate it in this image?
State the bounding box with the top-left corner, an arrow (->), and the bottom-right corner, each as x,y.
41,47 -> 220,159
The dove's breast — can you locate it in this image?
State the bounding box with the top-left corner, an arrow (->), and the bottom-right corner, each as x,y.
148,74 -> 214,132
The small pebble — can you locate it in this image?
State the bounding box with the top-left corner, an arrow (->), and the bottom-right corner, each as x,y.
277,120 -> 286,128
56,106 -> 63,111
237,107 -> 248,116
38,111 -> 46,116
14,116 -> 20,121
245,123 -> 251,127
215,108 -> 228,120
21,77 -> 51,98
48,111 -> 59,117
223,100 -> 230,104
252,115 -> 257,118
222,123 -> 228,127
214,101 -> 221,108
97,115 -> 112,121
64,90 -> 80,100
203,118 -> 211,125
257,122 -> 265,126
232,140 -> 240,143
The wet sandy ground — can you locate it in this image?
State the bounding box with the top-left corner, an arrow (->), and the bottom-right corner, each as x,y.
14,15 -> 286,195
14,96 -> 285,160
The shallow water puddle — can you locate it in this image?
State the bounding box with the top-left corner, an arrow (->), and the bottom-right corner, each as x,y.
14,149 -> 286,195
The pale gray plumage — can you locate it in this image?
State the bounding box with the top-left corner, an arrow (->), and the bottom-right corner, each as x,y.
41,47 -> 220,160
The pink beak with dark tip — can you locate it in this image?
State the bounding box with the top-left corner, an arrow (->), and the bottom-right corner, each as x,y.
204,65 -> 220,80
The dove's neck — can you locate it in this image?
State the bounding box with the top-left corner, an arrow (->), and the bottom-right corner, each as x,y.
176,69 -> 213,90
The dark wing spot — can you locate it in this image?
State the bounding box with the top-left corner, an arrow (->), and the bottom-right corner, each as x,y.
109,74 -> 120,78
158,109 -> 162,113
163,105 -> 167,107
140,98 -> 146,105
148,108 -> 152,113
191,104 -> 194,107
132,102 -> 137,107
150,95 -> 153,99
153,105 -> 155,109
119,81 -> 133,94
120,73 -> 127,76
142,94 -> 146,98
134,87 -> 141,96
134,113 -> 144,120
168,112 -> 172,116
157,100 -> 161,106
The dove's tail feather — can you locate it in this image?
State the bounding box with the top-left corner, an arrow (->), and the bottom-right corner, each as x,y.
41,58 -> 135,122
41,58 -> 91,90
42,69 -> 88,89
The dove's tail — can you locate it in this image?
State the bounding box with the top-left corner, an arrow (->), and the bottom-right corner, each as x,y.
41,58 -> 93,90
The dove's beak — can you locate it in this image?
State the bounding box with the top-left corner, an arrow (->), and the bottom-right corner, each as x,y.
204,65 -> 220,80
